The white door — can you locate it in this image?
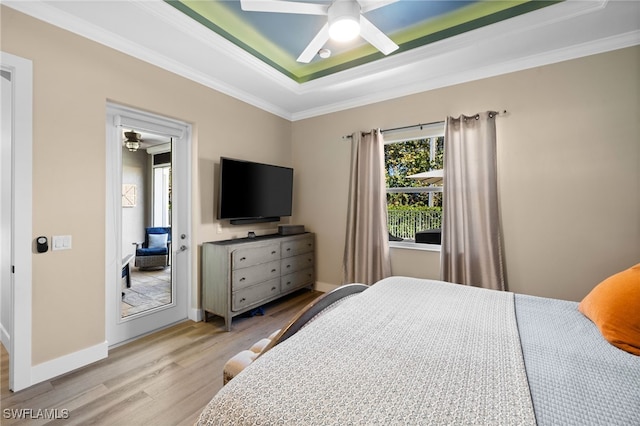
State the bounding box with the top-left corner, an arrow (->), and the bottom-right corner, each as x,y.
1,52 -> 33,392
1,63 -> 13,360
106,104 -> 192,346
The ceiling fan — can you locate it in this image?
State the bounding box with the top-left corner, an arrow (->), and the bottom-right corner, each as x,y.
240,0 -> 400,63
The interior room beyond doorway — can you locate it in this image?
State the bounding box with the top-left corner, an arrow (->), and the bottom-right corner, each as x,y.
121,130 -> 173,319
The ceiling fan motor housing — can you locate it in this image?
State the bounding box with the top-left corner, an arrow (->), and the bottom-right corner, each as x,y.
328,0 -> 361,41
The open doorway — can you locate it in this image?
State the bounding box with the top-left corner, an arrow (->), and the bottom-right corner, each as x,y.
121,133 -> 173,318
106,103 -> 192,347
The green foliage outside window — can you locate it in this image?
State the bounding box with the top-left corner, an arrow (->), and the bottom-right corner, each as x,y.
385,137 -> 444,209
385,137 -> 444,239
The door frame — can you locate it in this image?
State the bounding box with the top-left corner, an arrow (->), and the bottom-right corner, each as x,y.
105,103 -> 193,347
1,52 -> 33,392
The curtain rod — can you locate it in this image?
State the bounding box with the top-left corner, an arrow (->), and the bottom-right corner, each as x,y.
342,110 -> 507,139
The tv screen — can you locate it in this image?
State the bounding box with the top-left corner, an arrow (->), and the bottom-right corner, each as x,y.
218,157 -> 293,224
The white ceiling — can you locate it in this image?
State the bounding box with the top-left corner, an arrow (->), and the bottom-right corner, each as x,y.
5,0 -> 640,121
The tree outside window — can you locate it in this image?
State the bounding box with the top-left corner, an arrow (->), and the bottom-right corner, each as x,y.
385,136 -> 444,242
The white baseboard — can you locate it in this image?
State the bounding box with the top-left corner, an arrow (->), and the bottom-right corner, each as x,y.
314,281 -> 339,293
190,307 -> 202,322
31,341 -> 108,386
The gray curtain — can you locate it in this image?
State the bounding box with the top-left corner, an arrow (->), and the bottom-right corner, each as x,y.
440,112 -> 506,291
343,130 -> 391,285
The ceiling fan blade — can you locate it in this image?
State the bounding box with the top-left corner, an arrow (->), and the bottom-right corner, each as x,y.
357,0 -> 399,14
240,0 -> 328,15
297,23 -> 330,63
359,16 -> 399,56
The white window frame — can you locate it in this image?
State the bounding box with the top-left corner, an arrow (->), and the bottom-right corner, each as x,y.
384,123 -> 444,251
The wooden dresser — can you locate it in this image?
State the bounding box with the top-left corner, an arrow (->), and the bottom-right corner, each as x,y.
202,233 -> 315,330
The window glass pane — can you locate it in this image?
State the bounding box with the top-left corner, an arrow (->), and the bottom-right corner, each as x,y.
385,137 -> 444,242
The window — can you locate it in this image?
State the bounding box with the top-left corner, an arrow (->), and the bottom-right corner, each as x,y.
152,151 -> 172,227
384,126 -> 444,246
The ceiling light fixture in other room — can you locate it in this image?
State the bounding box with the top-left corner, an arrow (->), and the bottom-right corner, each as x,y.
124,130 -> 142,152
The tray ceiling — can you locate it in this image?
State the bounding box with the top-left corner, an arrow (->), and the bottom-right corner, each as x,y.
3,0 -> 639,120
167,0 -> 560,83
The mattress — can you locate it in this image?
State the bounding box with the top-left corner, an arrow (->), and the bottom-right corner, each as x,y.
197,276 -> 640,425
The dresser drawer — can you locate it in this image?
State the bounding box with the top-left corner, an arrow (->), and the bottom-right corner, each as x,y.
232,243 -> 280,269
232,260 -> 280,290
281,268 -> 314,293
281,253 -> 314,275
282,236 -> 314,258
232,278 -> 280,312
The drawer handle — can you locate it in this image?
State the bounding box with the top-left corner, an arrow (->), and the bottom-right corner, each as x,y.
286,281 -> 291,285
240,277 -> 245,282
286,265 -> 291,269
271,286 -> 277,291
286,248 -> 291,251
240,257 -> 246,262
271,269 -> 277,273
271,250 -> 277,255
240,297 -> 246,303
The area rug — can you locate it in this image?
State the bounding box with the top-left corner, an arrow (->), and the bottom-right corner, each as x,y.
121,267 -> 171,317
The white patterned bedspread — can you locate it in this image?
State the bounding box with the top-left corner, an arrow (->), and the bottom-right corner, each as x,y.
515,294 -> 640,425
198,276 -> 536,425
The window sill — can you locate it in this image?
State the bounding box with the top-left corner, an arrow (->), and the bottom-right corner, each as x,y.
389,241 -> 441,252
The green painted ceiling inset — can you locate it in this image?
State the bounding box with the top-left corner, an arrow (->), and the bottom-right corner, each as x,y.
166,0 -> 561,83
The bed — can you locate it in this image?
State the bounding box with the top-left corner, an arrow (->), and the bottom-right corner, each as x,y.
197,275 -> 640,425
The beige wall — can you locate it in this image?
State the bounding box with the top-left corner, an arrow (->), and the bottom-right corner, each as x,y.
1,7 -> 291,365
292,46 -> 640,302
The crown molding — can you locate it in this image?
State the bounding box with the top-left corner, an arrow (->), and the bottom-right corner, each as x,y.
3,0 -> 295,120
294,0 -> 608,94
136,1 -> 300,91
291,28 -> 640,121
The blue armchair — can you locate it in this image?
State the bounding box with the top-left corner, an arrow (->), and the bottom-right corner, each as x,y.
134,227 -> 171,269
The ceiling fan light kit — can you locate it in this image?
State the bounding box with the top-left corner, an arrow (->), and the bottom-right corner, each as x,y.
240,0 -> 399,63
328,0 -> 361,42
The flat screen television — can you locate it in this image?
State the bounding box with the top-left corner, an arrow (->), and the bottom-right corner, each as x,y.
217,157 -> 294,225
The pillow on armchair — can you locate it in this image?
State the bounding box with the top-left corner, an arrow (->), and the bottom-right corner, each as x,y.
148,233 -> 168,249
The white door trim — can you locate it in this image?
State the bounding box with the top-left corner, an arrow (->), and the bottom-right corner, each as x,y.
105,103 -> 193,347
1,51 -> 33,392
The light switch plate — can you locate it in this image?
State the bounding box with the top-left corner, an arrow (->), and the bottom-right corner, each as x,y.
52,235 -> 72,250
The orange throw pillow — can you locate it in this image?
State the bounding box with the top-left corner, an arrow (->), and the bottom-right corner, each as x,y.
579,263 -> 640,356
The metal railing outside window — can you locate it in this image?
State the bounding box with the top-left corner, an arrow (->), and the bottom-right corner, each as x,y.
388,209 -> 442,240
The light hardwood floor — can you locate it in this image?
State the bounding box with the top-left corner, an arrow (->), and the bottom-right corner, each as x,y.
1,288 -> 321,425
